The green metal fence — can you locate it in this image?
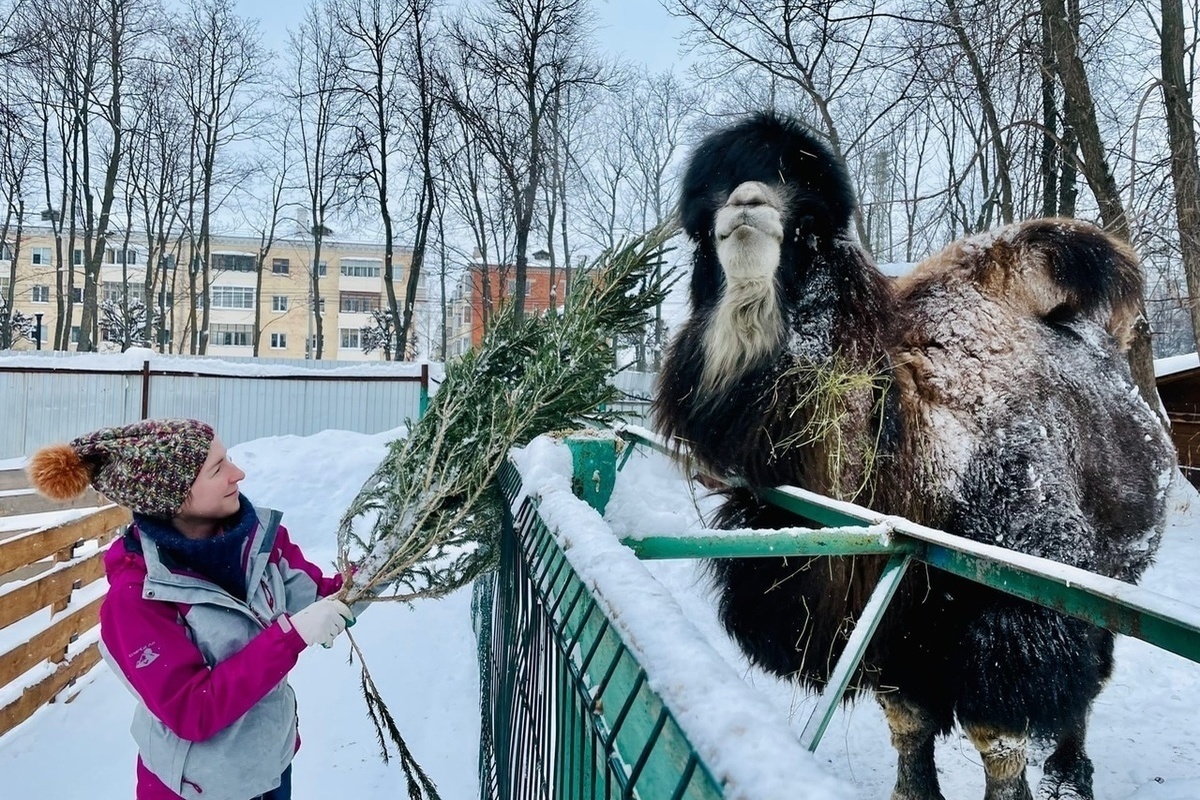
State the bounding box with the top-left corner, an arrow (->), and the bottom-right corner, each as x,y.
477,423 -> 1200,798
478,461 -> 726,800
613,423 -> 1200,751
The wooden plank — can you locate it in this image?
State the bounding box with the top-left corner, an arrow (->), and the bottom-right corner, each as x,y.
0,562 -> 53,589
0,488 -> 107,517
0,469 -> 28,492
0,527 -> 36,544
0,505 -> 129,576
0,642 -> 102,739
0,596 -> 103,688
0,552 -> 107,632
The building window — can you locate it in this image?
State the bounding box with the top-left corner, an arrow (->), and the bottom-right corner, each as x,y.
210,286 -> 256,309
272,257 -> 290,275
31,247 -> 52,266
71,286 -> 83,303
70,326 -> 80,344
103,281 -> 145,304
506,279 -> 534,296
157,289 -> 174,308
32,284 -> 49,303
339,259 -> 381,278
340,292 -> 380,313
211,253 -> 256,273
461,305 -> 472,324
73,249 -> 84,265
210,323 -> 253,347
339,327 -> 361,349
106,247 -> 137,265
270,332 -> 287,349
0,242 -> 11,261
272,295 -> 288,312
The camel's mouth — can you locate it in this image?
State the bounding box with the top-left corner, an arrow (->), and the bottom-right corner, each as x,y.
716,181 -> 785,281
715,181 -> 785,248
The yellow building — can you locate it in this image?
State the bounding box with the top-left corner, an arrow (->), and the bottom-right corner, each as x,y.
0,227 -> 423,361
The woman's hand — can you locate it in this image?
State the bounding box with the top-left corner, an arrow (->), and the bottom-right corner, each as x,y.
290,597 -> 354,648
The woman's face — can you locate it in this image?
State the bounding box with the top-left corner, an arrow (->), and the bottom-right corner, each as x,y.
177,437 -> 245,524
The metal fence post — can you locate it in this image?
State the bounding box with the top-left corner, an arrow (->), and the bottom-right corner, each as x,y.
565,432 -> 617,514
141,360 -> 151,419
419,362 -> 430,418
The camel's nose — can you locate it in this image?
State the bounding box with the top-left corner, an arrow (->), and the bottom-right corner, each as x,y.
725,181 -> 780,210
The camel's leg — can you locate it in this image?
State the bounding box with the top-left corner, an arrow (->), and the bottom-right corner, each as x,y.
1036,723 -> 1094,800
880,694 -> 945,800
966,726 -> 1034,800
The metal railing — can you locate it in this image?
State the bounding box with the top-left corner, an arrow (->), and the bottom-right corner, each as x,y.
478,461 -> 724,800
477,421 -> 1200,798
613,423 -> 1200,751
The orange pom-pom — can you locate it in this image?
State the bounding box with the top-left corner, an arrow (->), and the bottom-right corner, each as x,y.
27,443 -> 92,500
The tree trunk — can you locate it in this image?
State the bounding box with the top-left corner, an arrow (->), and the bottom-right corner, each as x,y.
1045,0 -> 1160,416
945,0 -> 1014,225
1160,0 -> 1200,355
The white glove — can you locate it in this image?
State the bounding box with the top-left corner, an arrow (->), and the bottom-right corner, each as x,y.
290,597 -> 354,648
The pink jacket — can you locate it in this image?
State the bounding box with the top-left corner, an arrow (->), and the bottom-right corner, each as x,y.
99,507 -> 342,800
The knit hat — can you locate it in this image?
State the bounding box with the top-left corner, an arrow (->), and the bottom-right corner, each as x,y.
27,419 -> 216,518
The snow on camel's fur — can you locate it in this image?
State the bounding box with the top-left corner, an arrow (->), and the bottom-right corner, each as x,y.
653,113 -> 1177,800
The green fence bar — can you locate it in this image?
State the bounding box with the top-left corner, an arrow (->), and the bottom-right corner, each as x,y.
625,526 -> 904,559
798,553 -> 911,751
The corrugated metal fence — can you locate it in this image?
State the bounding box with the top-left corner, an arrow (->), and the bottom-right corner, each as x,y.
0,352 -> 432,458
0,352 -> 658,459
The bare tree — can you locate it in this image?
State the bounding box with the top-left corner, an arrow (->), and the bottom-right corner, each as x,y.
0,78 -> 32,349
289,0 -> 354,360
172,0 -> 266,354
338,0 -> 444,360
1155,0 -> 1200,354
125,56 -> 188,352
438,55 -> 501,331
671,0 -> 918,249
445,0 -> 604,321
246,117 -> 292,357
28,0 -> 145,352
1042,0 -> 1158,410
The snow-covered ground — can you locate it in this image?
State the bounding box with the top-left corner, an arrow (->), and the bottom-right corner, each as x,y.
0,428 -> 1197,799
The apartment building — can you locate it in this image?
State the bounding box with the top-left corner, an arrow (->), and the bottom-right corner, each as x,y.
446,255 -> 570,357
1,226 -> 423,361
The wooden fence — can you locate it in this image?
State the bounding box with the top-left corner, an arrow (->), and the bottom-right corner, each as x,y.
0,467 -> 130,738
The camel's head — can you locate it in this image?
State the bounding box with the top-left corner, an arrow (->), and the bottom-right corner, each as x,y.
679,112 -> 857,313
678,113 -> 859,389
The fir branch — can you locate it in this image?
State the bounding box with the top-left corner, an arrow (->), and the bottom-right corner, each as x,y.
350,632 -> 443,800
335,226 -> 675,604
331,227 -> 676,780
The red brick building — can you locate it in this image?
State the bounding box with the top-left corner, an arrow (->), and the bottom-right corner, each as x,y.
453,261 -> 571,350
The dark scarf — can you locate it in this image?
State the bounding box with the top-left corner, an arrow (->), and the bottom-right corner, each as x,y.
133,494 -> 258,601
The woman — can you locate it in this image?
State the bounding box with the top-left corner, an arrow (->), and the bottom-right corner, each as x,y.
28,418 -> 353,800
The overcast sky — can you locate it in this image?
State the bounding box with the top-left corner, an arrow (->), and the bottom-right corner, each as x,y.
237,0 -> 692,74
